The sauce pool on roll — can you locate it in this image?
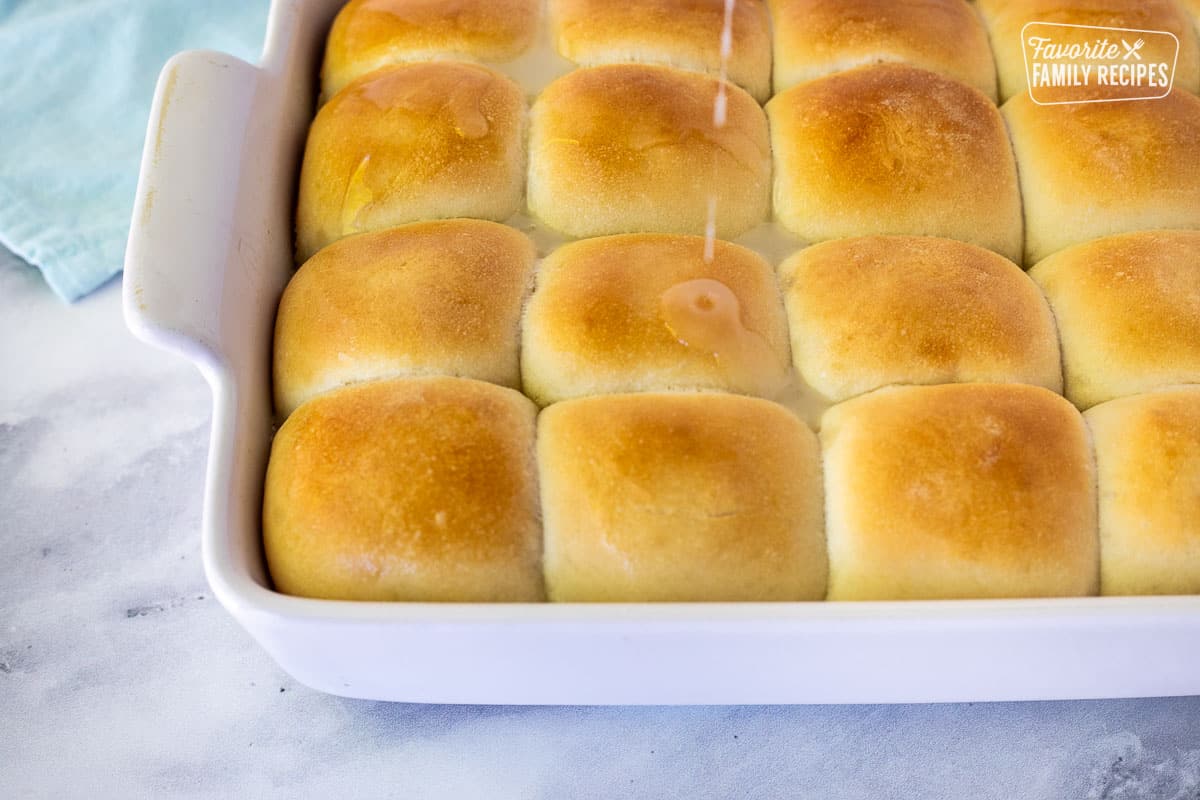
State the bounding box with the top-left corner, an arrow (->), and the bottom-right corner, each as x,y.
660,277 -> 789,399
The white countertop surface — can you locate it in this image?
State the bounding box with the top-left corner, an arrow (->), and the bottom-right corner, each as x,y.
2,245 -> 1199,798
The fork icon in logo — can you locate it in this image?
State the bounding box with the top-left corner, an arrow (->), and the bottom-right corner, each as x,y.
1122,38 -> 1146,60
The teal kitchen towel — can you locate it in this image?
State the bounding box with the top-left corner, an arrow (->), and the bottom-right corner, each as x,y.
0,0 -> 268,302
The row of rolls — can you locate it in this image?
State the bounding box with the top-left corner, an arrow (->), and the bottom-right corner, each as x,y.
320,0 -> 1200,104
298,0 -> 1200,268
276,223 -> 1200,418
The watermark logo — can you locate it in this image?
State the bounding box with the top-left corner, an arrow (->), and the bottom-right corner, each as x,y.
1021,22 -> 1179,104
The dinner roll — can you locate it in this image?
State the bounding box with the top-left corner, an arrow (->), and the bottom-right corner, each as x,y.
321,0 -> 540,99
263,377 -> 543,601
767,64 -> 1023,263
521,234 -> 791,406
1186,0 -> 1200,35
770,0 -> 997,100
780,236 -> 1062,404
975,0 -> 1200,102
1003,90 -> 1200,266
528,64 -> 771,239
296,62 -> 526,262
821,384 -> 1098,600
1029,230 -> 1200,410
1086,389 -> 1200,596
539,393 -> 826,601
548,0 -> 772,102
274,220 -> 536,417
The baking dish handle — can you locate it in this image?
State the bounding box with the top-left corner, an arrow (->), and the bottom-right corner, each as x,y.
123,49 -> 262,365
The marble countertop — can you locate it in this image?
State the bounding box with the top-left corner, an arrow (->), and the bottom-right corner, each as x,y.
2,245 -> 1199,798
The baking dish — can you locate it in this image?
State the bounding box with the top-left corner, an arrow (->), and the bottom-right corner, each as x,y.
122,0 -> 1200,704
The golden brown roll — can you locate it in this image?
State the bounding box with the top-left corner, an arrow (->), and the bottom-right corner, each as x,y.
521,234 -> 791,406
769,0 -> 997,100
766,65 -> 1023,263
780,236 -> 1062,404
1003,91 -> 1200,266
528,64 -> 771,239
1029,230 -> 1200,410
975,0 -> 1200,102
321,0 -> 540,99
821,383 -> 1098,600
539,393 -> 826,601
1186,0 -> 1200,35
548,0 -> 772,102
274,220 -> 536,417
295,62 -> 526,262
1085,389 -> 1200,596
263,377 -> 544,601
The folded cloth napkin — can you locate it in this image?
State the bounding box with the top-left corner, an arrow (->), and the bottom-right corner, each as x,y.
0,0 -> 268,301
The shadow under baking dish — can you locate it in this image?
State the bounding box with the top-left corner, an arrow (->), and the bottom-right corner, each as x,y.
121,0 -> 1200,704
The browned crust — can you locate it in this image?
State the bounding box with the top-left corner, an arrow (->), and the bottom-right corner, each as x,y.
528,64 -> 770,239
521,233 -> 790,405
1086,389 -> 1200,595
821,383 -> 1098,600
275,220 -> 537,415
539,393 -> 826,601
770,0 -> 997,100
322,0 -> 540,98
550,0 -> 772,101
263,377 -> 544,601
767,64 -> 1023,262
780,235 -> 1062,402
296,62 -> 527,262
1030,230 -> 1200,409
976,0 -> 1200,101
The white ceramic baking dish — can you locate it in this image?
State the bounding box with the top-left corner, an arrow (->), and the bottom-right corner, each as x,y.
122,0 -> 1200,704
